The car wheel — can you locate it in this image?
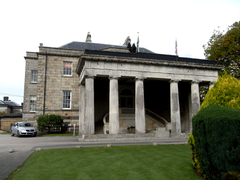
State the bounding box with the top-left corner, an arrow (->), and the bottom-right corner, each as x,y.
11,133 -> 14,137
32,133 -> 37,137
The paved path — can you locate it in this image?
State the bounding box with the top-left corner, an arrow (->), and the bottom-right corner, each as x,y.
0,134 -> 188,180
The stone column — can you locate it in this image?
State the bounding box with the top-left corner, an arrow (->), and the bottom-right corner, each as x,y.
191,81 -> 200,118
170,79 -> 181,136
209,81 -> 215,89
135,77 -> 145,134
79,84 -> 85,135
109,76 -> 119,134
188,92 -> 193,133
84,76 -> 95,134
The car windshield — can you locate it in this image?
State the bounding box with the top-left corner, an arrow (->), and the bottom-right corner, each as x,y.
19,123 -> 33,127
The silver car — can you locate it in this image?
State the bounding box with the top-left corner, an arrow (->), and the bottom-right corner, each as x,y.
11,122 -> 37,137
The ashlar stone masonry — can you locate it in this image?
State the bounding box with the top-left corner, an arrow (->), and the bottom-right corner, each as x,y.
23,36 -> 221,137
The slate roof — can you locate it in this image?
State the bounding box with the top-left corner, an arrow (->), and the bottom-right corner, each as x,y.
84,50 -> 218,65
60,41 -> 153,53
0,100 -> 21,107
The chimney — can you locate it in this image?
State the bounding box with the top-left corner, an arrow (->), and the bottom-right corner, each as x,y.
3,96 -> 9,101
86,32 -> 92,43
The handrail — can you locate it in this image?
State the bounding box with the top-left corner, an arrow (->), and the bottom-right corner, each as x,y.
145,108 -> 169,126
103,109 -> 169,127
103,113 -> 109,124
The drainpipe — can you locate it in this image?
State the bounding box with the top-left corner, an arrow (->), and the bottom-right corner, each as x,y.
43,54 -> 48,115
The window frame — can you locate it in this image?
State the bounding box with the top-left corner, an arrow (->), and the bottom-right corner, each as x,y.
62,90 -> 71,109
63,62 -> 72,76
31,70 -> 38,83
30,96 -> 36,112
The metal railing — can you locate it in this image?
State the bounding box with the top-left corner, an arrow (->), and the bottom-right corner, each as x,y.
145,109 -> 169,126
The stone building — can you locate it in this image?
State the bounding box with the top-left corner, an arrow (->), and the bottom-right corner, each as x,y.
23,33 -> 221,136
0,96 -> 22,131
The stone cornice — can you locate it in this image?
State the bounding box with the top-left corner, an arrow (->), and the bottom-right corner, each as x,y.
37,52 -> 82,58
24,56 -> 38,60
79,54 -> 223,71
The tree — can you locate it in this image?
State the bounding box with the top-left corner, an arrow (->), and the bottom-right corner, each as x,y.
200,74 -> 240,110
203,21 -> 240,79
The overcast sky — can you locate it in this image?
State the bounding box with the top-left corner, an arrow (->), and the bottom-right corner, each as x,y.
0,0 -> 239,105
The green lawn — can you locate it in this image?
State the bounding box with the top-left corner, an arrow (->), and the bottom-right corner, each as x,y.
12,144 -> 202,180
0,132 -> 10,134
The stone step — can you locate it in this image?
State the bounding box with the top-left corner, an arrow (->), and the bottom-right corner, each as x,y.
120,114 -> 135,117
80,133 -> 157,142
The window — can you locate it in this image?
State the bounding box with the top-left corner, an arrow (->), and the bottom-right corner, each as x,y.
120,89 -> 134,108
63,62 -> 72,76
30,96 -> 36,112
62,91 -> 71,109
31,70 -> 38,83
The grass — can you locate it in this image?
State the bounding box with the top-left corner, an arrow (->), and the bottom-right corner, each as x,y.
12,144 -> 202,180
0,132 -> 11,134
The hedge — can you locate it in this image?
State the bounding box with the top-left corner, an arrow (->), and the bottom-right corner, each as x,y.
192,105 -> 240,180
37,114 -> 63,132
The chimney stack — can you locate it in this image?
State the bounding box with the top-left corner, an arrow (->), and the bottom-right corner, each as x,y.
3,96 -> 9,101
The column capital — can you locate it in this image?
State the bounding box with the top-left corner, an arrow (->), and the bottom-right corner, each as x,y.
209,81 -> 215,85
135,76 -> 145,81
209,81 -> 215,89
85,75 -> 95,79
170,79 -> 180,83
191,80 -> 201,84
109,76 -> 120,80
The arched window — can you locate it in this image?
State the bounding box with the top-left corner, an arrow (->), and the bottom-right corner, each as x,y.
120,89 -> 134,108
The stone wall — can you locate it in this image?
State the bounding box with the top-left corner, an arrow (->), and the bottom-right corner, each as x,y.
0,107 -> 10,115
23,47 -> 83,123
22,52 -> 38,121
1,118 -> 22,132
35,53 -> 80,122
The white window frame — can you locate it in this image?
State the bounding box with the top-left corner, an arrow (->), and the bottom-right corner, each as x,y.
63,62 -> 72,76
62,91 -> 71,109
30,96 -> 36,112
31,70 -> 38,83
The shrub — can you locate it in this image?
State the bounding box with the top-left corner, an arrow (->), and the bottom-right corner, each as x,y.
37,114 -> 63,132
201,74 -> 240,110
188,134 -> 204,176
0,111 -> 6,116
221,171 -> 240,180
193,105 -> 240,180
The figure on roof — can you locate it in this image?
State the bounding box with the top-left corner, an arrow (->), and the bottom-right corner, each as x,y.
123,36 -> 131,46
127,43 -> 136,53
86,32 -> 92,43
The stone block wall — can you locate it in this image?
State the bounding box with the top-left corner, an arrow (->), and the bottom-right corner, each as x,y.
23,48 -> 82,123
0,107 -> 10,115
22,52 -> 38,121
35,53 -> 80,122
1,118 -> 22,132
